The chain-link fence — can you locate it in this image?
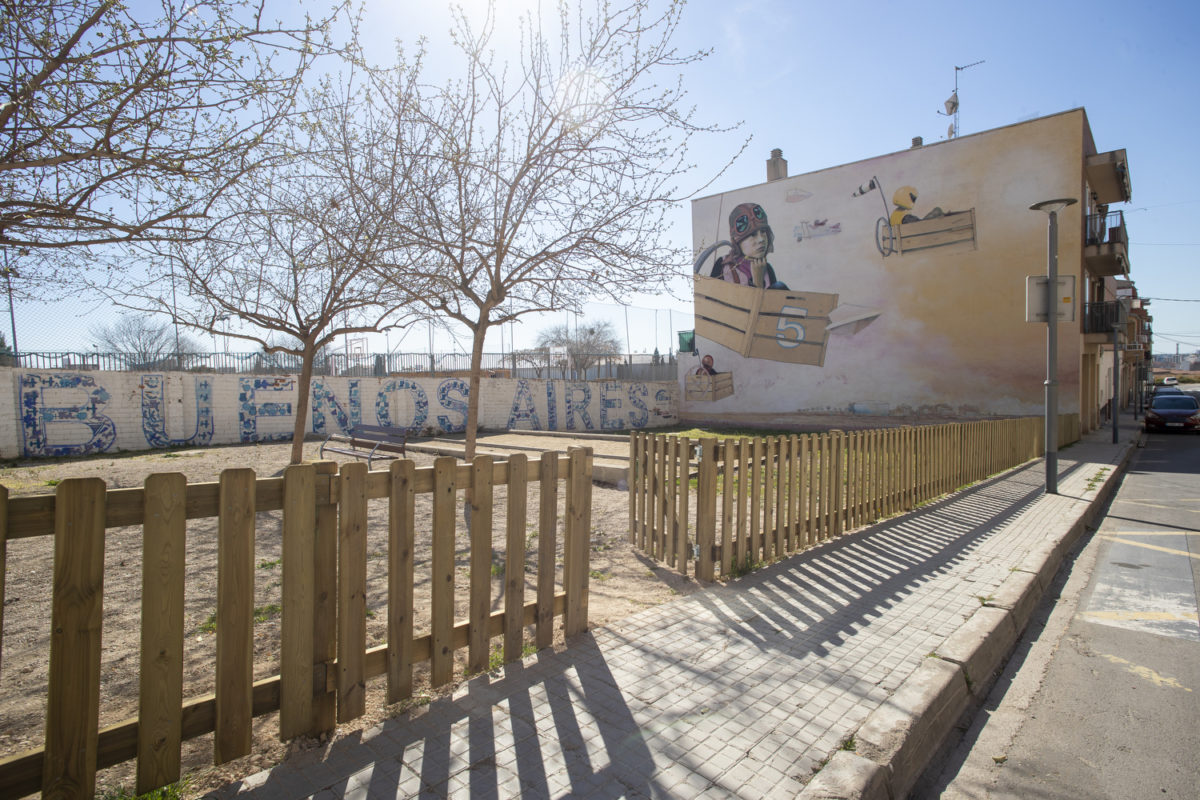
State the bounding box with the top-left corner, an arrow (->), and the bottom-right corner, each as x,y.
6,349 -> 681,380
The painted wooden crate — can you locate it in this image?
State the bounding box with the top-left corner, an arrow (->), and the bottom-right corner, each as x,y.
685,371 -> 735,402
693,276 -> 838,366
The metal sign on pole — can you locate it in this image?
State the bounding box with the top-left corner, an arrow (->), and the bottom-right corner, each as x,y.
1025,275 -> 1076,323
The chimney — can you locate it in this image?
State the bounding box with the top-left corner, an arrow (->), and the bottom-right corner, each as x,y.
766,148 -> 788,181
911,136 -> 923,148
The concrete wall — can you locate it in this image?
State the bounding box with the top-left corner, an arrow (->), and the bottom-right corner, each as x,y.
689,110 -> 1093,420
2,369 -> 678,459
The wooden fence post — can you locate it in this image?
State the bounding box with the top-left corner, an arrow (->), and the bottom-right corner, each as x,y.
696,438 -> 717,582
832,432 -> 845,537
750,437 -> 763,561
666,436 -> 678,569
137,473 -> 187,793
215,469 -> 254,765
431,457 -> 457,687
686,438 -> 696,575
564,447 -> 592,637
628,433 -> 638,545
536,452 -> 558,650
43,478 -> 106,798
387,460 -> 416,703
311,461 -> 338,734
504,454 -> 529,664
720,440 -> 733,577
469,456 -> 495,674
736,438 -> 749,569
337,462 -> 368,723
788,435 -> 801,551
0,484 -> 6,677
775,436 -> 788,556
280,465 -> 315,742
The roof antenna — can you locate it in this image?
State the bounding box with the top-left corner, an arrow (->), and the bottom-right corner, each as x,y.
938,60 -> 984,138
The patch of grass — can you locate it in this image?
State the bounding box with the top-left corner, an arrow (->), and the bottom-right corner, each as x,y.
467,641 -> 539,677
99,778 -> 191,799
728,555 -> 763,579
44,478 -> 60,487
840,735 -> 856,751
365,608 -> 376,619
253,604 -> 282,622
977,594 -> 994,606
198,614 -> 217,634
257,558 -> 280,570
589,569 -> 611,581
1085,467 -> 1110,492
160,452 -> 181,459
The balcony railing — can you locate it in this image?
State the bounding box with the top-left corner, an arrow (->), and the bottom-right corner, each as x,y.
1084,209 -> 1129,277
1083,301 -> 1127,335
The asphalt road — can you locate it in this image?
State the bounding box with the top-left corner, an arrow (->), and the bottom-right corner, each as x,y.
919,413 -> 1200,799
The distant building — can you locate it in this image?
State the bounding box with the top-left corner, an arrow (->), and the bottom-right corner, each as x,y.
687,108 -> 1145,431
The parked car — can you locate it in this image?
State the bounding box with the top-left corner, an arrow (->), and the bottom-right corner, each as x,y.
1144,392 -> 1200,432
1162,376 -> 1179,386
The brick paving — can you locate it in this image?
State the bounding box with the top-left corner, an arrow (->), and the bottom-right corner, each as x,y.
206,422 -> 1135,799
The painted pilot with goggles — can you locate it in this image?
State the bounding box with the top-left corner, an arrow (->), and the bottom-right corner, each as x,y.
709,203 -> 789,289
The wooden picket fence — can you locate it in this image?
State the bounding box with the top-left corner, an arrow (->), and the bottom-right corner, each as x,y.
629,416 -> 1079,581
0,448 -> 592,799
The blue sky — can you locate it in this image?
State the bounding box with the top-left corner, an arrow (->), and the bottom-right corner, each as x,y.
19,0 -> 1199,360
368,0 -> 1199,358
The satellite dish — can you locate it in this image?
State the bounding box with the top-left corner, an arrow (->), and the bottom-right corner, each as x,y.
948,122 -> 956,139
944,91 -> 959,115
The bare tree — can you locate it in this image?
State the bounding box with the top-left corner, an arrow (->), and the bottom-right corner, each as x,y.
536,320 -> 622,377
90,314 -> 202,368
364,0 -> 743,458
0,0 -> 350,294
104,67 -> 430,464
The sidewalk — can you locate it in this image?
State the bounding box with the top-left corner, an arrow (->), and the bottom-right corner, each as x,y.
206,420 -> 1140,800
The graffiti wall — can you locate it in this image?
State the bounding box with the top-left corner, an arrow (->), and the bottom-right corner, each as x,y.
0,370 -> 677,459
687,111 -> 1087,419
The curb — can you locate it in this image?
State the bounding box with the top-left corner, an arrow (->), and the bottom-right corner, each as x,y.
797,432 -> 1139,800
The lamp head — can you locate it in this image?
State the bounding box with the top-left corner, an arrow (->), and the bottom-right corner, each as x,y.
1029,198 -> 1078,214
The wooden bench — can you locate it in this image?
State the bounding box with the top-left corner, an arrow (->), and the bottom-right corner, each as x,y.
319,424 -> 409,468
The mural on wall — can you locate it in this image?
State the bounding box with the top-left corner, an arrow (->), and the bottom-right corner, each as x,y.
686,115 -> 1111,423
11,372 -> 676,458
141,374 -> 214,448
689,201 -> 879,401
851,176 -> 977,258
20,373 -> 117,457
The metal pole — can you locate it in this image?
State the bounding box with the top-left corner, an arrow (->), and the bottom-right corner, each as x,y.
4,259 -> 17,357
1045,208 -> 1059,494
1112,324 -> 1120,443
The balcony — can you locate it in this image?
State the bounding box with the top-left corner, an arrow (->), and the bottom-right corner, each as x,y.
1086,148 -> 1131,204
1083,300 -> 1127,343
1085,209 -> 1130,277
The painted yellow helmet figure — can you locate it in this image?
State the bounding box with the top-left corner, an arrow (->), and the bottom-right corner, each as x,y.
889,186 -> 919,226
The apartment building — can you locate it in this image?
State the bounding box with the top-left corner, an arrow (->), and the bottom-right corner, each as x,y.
687,108 -> 1137,432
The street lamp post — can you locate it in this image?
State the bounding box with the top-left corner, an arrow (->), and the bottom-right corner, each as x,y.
1030,197 -> 1077,495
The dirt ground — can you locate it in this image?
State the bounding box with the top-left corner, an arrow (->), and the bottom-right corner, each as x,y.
0,438 -> 701,798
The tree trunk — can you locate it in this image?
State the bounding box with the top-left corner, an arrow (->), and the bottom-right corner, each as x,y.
463,322 -> 489,461
289,340 -> 317,464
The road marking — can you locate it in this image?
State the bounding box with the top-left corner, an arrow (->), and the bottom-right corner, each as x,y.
1098,535 -> 1200,560
1097,653 -> 1192,692
1115,499 -> 1200,510
1080,610 -> 1197,623
1100,531 -> 1199,537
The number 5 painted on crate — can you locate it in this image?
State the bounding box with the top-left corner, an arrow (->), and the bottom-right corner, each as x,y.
776,305 -> 809,348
